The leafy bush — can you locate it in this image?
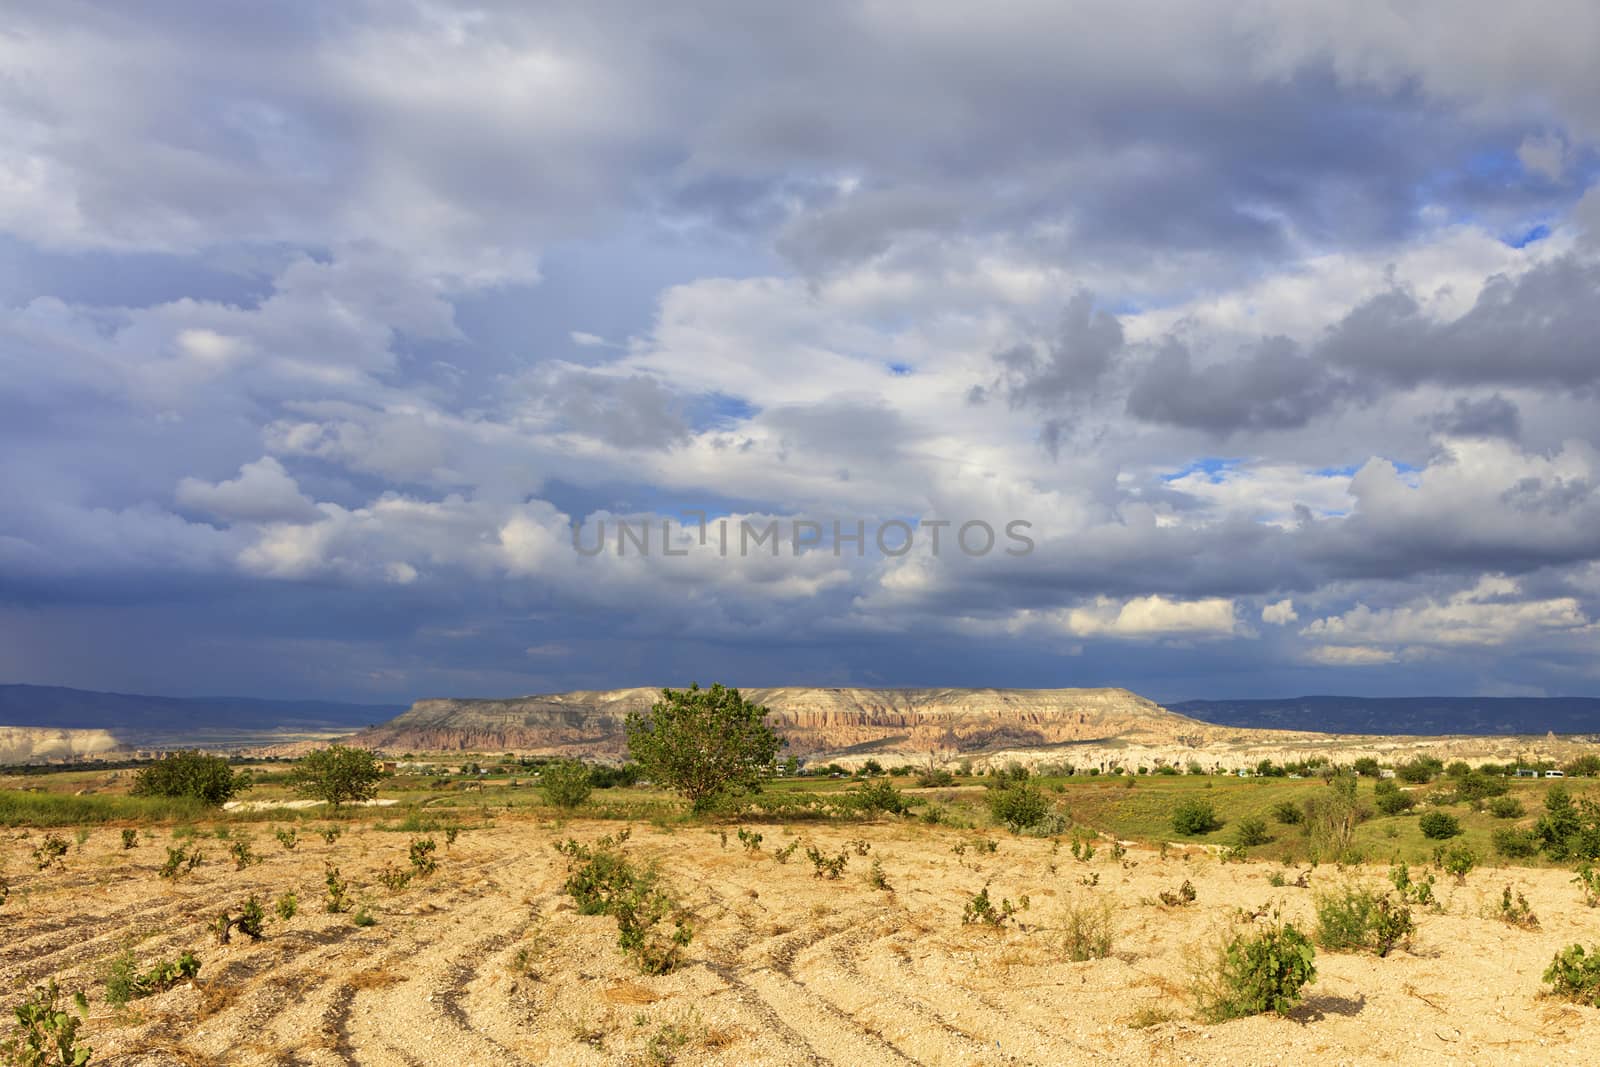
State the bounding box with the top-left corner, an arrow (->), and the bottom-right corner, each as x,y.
324,865 -> 352,913
217,896 -> 267,944
32,834 -> 69,870
1488,796 -> 1525,819
916,768 -> 956,788
319,826 -> 343,845
131,750 -> 250,806
229,840 -> 259,870
1388,862 -> 1435,906
853,779 -> 910,816
539,760 -> 593,809
1158,880 -> 1197,907
1493,826 -> 1540,858
736,827 -> 762,852
1234,818 -> 1271,847
1171,799 -> 1221,836
1396,758 -> 1442,784
120,829 -> 138,850
1498,885 -> 1539,929
1192,916 -> 1316,1021
1314,887 -> 1414,956
772,840 -> 799,864
1438,844 -> 1477,882
1455,772 -> 1508,802
962,884 -> 1027,927
105,949 -> 201,1007
805,845 -> 848,880
1373,780 -> 1416,815
1418,811 -> 1461,839
276,893 -> 298,921
274,827 -> 298,851
158,846 -> 203,880
353,906 -> 377,928
554,833 -> 693,974
377,862 -> 412,892
2,981 -> 91,1066
1574,866 -> 1600,908
1271,801 -> 1303,825
987,783 -> 1052,832
1058,897 -> 1115,961
408,837 -> 438,877
865,858 -> 892,891
1544,944 -> 1600,1006
1302,773 -> 1363,862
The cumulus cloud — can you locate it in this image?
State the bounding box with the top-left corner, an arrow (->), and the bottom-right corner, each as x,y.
176,458 -> 319,524
4,2 -> 1600,699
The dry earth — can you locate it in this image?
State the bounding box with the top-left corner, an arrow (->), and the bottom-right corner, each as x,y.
4,817 -> 1600,1065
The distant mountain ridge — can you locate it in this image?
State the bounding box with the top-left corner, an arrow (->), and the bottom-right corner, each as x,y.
1170,696 -> 1600,736
0,684 -> 402,752
346,686 -> 1262,758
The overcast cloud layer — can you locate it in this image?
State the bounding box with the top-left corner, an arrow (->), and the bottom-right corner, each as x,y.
4,1 -> 1600,702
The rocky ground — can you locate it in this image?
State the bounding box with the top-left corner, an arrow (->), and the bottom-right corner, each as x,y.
4,816 -> 1599,1065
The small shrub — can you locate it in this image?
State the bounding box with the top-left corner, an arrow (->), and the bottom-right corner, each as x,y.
324,865 -> 352,913
805,845 -> 848,880
1267,870 -> 1287,888
1192,915 -> 1316,1021
853,779 -> 911,816
353,905 -> 377,928
158,846 -> 203,881
1271,801 -> 1302,825
229,840 -> 259,870
845,838 -> 872,857
274,827 -> 298,851
865,858 -> 892,892
1498,885 -> 1539,929
773,841 -> 799,864
1373,780 -> 1416,816
539,760 -> 593,809
121,829 -> 139,850
217,895 -> 267,944
408,837 -> 438,877
106,949 -> 201,1006
1418,812 -> 1461,840
1234,818 -> 1271,847
377,862 -> 413,892
736,828 -> 763,852
319,826 -> 343,845
1069,833 -> 1097,863
1488,796 -> 1525,819
276,893 -> 298,921
1158,880 -> 1197,907
33,833 -> 69,870
1314,887 -> 1414,956
987,783 -> 1052,832
1389,862 -> 1436,906
962,884 -> 1027,927
1493,826 -> 1540,858
1171,799 -> 1221,836
2,981 -> 92,1066
1058,897 -> 1115,961
1544,944 -> 1600,1006
1574,866 -> 1600,907
1438,844 -> 1477,882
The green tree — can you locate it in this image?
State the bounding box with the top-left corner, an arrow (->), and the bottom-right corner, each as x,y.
625,684 -> 785,813
539,760 -> 593,809
289,745 -> 384,809
131,750 -> 251,806
1171,798 -> 1222,835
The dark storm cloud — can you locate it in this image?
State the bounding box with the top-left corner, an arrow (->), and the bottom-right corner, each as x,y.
1125,336 -> 1352,435
1428,394 -> 1522,439
1319,255 -> 1600,388
998,292 -> 1125,408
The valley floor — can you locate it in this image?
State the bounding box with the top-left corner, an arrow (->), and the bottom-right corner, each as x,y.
4,816 -> 1599,1065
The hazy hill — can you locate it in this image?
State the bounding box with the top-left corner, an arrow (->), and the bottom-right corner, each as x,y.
1170,696 -> 1600,737
0,684 -> 402,752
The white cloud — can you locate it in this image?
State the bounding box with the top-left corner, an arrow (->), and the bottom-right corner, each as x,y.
1262,599 -> 1298,625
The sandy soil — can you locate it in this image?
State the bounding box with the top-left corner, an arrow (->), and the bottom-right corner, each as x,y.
4,817 -> 1600,1065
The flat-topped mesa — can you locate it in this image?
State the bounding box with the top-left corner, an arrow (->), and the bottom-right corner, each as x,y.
345,685 -> 1220,758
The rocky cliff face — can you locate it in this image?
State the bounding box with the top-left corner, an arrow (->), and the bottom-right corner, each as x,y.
0,726 -> 124,764
344,686 -> 1247,759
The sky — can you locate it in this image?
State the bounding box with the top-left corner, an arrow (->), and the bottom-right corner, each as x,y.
3,1 -> 1600,704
